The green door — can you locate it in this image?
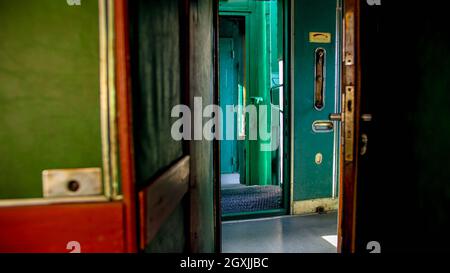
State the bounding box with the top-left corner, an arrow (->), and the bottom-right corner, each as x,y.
220,38 -> 239,174
293,0 -> 341,202
0,0 -> 111,201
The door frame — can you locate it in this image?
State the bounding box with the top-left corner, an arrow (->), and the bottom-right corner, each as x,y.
213,0 -> 361,254
337,0 -> 360,253
218,12 -> 250,186
213,0 -> 292,241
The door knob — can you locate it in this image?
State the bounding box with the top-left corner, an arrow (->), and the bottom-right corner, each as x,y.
361,114 -> 373,122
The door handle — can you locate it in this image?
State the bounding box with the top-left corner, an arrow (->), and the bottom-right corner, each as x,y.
329,113 -> 343,122
329,113 -> 372,122
250,96 -> 264,105
313,121 -> 334,132
361,114 -> 373,122
360,133 -> 369,156
270,84 -> 283,111
314,48 -> 326,110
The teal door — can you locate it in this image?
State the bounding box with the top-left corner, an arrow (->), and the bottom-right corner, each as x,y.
220,38 -> 238,174
293,0 -> 341,202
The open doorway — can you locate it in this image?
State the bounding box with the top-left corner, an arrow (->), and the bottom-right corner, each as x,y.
217,0 -> 343,253
218,0 -> 288,220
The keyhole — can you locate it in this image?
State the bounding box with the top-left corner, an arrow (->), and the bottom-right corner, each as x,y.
67,180 -> 80,192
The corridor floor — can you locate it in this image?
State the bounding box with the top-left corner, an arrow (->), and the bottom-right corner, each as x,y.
222,212 -> 338,253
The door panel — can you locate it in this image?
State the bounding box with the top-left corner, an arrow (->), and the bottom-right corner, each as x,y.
219,38 -> 239,174
0,0 -> 103,199
293,0 -> 340,203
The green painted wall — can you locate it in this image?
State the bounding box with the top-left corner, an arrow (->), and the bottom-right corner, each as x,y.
293,0 -> 339,201
0,0 -> 102,199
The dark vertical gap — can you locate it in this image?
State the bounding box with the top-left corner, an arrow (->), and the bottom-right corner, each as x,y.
180,0 -> 191,254
213,0 -> 222,254
283,0 -> 291,215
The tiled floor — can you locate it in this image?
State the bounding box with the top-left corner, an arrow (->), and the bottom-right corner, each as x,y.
222,212 -> 338,253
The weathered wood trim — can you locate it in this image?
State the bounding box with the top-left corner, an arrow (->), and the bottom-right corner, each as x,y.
138,156 -> 190,249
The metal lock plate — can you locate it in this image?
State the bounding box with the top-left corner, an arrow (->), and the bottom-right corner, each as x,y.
42,168 -> 102,198
344,86 -> 355,162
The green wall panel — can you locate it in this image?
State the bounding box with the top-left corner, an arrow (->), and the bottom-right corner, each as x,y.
0,0 -> 102,199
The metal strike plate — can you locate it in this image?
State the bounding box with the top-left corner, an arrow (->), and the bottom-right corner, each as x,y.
344,86 -> 355,162
344,12 -> 355,66
43,168 -> 102,198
